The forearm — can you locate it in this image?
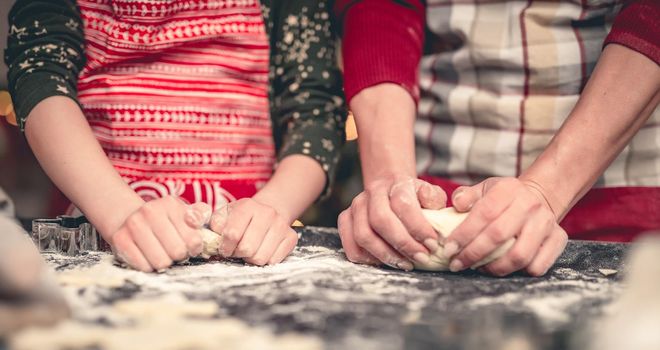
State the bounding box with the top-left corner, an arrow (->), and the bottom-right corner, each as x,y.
25,97 -> 143,236
521,44 -> 660,219
351,83 -> 418,185
252,155 -> 326,223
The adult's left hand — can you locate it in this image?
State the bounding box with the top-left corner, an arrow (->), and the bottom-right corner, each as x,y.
444,177 -> 568,276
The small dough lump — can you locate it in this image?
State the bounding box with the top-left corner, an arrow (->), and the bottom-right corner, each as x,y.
199,228 -> 222,259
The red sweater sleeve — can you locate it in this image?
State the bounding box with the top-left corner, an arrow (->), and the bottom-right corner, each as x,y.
334,0 -> 425,105
604,0 -> 660,65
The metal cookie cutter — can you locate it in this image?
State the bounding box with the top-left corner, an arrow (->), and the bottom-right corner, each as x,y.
31,216 -> 110,256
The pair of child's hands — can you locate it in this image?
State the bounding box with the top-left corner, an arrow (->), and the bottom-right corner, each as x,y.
110,196 -> 298,272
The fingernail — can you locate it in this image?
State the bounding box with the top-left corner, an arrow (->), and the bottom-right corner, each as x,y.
413,252 -> 430,264
397,261 -> 414,271
449,259 -> 464,272
443,241 -> 459,258
423,239 -> 439,252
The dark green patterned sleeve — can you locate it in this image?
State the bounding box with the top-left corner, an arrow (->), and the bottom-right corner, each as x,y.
263,1 -> 348,199
4,0 -> 86,130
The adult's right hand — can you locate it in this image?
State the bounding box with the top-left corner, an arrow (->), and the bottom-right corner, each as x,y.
337,177 -> 447,270
109,196 -> 206,272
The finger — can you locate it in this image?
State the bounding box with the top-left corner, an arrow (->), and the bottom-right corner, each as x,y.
126,215 -> 173,271
367,187 -> 429,262
111,229 -> 152,272
164,198 -> 204,257
209,204 -> 231,233
184,202 -> 213,228
482,210 -> 552,276
389,178 -> 439,244
268,229 -> 299,265
234,207 -> 276,258
448,198 -> 529,271
452,178 -> 502,212
445,180 -> 516,255
141,202 -> 190,262
354,196 -> 414,270
415,180 -> 447,210
337,208 -> 380,265
218,201 -> 253,257
244,221 -> 286,266
526,227 -> 568,276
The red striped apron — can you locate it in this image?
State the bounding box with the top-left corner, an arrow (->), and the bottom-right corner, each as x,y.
66,0 -> 274,212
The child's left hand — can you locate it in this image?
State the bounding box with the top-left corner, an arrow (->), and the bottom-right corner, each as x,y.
207,198 -> 299,266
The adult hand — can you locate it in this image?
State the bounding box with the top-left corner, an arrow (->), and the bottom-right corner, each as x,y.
337,177 -> 447,270
444,177 -> 568,276
208,198 -> 298,266
110,196 -> 206,272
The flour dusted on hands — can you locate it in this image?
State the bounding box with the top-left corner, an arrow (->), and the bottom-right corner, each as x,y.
415,208 -> 515,271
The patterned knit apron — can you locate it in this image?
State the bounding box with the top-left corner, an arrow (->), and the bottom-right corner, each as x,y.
74,0 -> 275,211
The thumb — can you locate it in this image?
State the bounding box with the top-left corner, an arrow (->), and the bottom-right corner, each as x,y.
184,202 -> 213,229
452,177 -> 501,212
414,179 -> 447,209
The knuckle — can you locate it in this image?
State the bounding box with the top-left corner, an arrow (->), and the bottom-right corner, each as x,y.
369,208 -> 392,229
392,238 -> 415,255
125,215 -> 142,234
353,230 -> 370,247
508,249 -> 532,268
236,242 -> 257,258
111,231 -> 130,249
488,225 -> 510,244
390,192 -> 413,211
264,207 -> 277,220
164,195 -> 178,205
223,227 -> 241,241
337,210 -> 350,227
527,197 -> 543,211
187,235 -> 203,253
477,202 -> 500,221
462,249 -> 483,264
140,202 -> 158,217
351,194 -> 364,208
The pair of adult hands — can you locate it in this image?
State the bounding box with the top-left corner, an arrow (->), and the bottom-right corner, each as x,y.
110,197 -> 297,272
338,176 -> 568,276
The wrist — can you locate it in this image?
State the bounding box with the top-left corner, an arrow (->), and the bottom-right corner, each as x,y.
87,191 -> 144,239
252,189 -> 298,224
519,171 -> 569,221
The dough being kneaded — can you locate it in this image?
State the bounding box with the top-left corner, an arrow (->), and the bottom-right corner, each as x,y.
415,208 -> 515,271
199,228 -> 223,259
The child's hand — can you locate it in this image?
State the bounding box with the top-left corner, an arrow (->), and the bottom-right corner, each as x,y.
208,198 -> 298,266
109,196 -> 205,272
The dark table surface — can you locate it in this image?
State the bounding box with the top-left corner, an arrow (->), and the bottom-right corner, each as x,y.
18,227 -> 628,350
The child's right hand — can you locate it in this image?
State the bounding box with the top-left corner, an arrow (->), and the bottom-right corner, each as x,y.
109,196 -> 205,272
208,198 -> 299,266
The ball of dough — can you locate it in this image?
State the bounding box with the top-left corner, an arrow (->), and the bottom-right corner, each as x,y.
415,208 -> 515,271
199,228 -> 222,259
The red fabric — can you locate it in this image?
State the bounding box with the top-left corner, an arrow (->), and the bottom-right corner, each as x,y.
57,0 -> 275,215
336,0 -> 660,105
419,176 -> 660,243
333,0 -> 425,105
604,0 -> 660,65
